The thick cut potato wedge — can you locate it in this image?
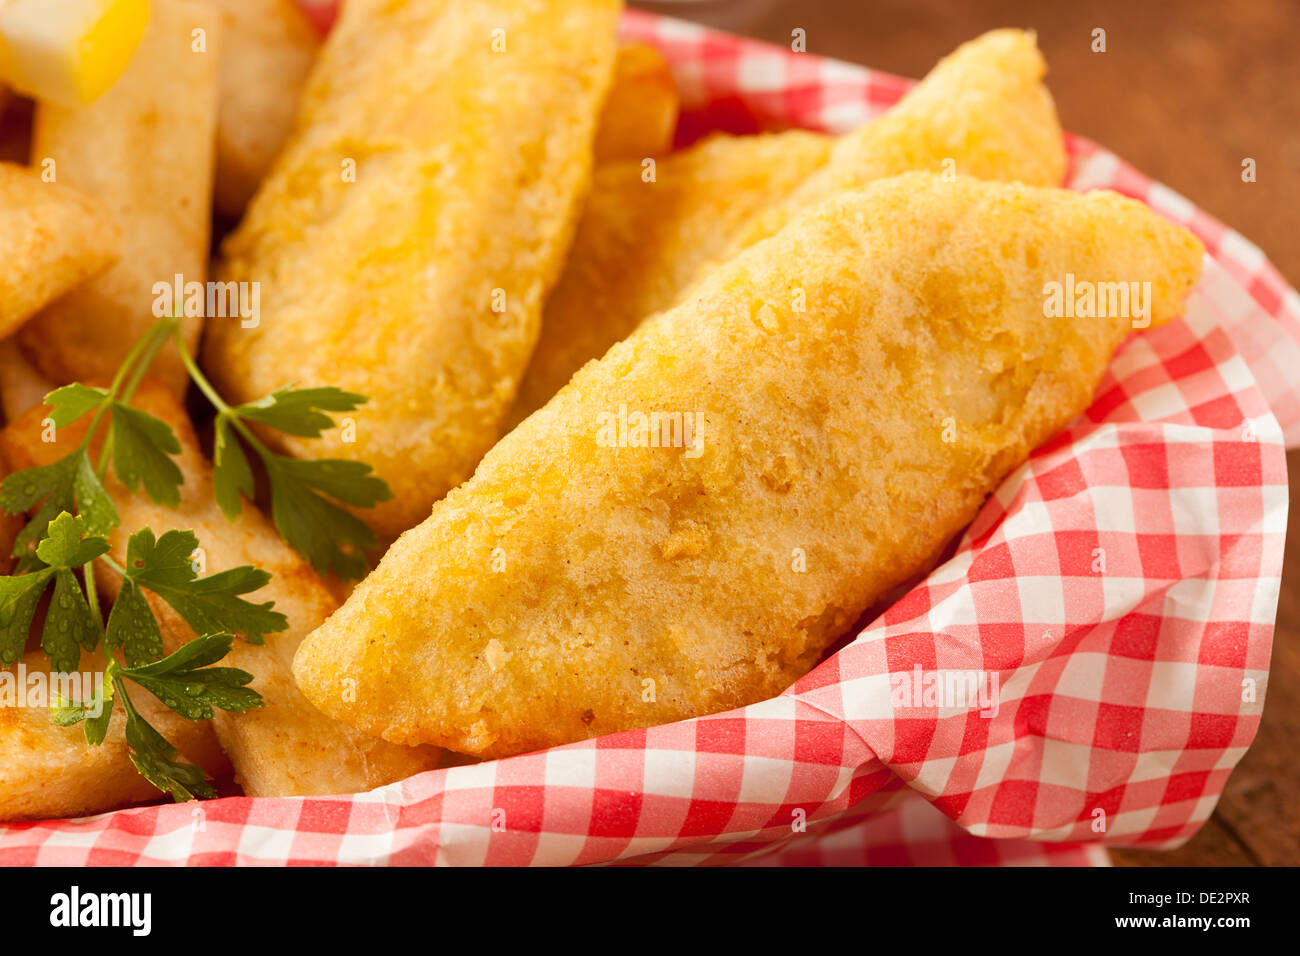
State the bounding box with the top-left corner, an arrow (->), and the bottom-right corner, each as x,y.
0,161 -> 120,338
204,0 -> 622,538
206,0 -> 320,218
17,0 -> 219,395
594,41 -> 678,161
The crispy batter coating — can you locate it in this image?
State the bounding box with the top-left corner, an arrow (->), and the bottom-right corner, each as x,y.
1,382 -> 440,797
507,29 -> 1065,427
726,29 -> 1066,253
594,42 -> 679,162
207,0 -> 320,218
0,162 -> 120,337
16,0 -> 218,395
204,0 -> 622,537
505,131 -> 831,430
294,173 -> 1204,759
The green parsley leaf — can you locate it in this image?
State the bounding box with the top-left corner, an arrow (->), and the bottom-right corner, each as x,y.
43,384 -> 109,428
74,454 -> 119,535
0,570 -> 52,665
122,529 -> 286,644
35,512 -> 110,568
107,402 -> 183,508
117,678 -> 215,801
267,456 -> 392,509
233,385 -> 368,438
82,680 -> 115,746
0,455 -> 77,559
104,579 -> 163,667
263,457 -> 379,580
122,635 -> 263,721
212,416 -> 255,521
0,453 -> 120,561
41,569 -> 102,672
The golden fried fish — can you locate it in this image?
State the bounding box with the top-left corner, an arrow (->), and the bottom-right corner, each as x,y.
506,28 -> 1065,427
293,173 -> 1204,759
203,0 -> 622,538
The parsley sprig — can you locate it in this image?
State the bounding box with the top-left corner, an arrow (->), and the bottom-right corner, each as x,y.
0,316 -> 392,800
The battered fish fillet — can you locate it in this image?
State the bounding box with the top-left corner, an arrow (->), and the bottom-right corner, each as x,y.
203,0 -> 621,538
293,173 -> 1204,759
16,0 -> 219,395
506,28 -> 1064,427
594,41 -> 679,161
724,28 -> 1066,253
504,131 -> 831,430
0,162 -> 121,337
206,0 -> 320,218
1,383 -> 441,797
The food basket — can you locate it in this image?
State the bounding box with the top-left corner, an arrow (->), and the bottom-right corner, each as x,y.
0,8 -> 1293,866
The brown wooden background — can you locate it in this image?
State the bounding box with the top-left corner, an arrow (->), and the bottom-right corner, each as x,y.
633,0 -> 1298,865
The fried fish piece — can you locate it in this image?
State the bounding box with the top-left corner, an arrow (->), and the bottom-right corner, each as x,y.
16,0 -> 219,395
725,29 -> 1065,253
293,173 -> 1204,759
505,130 -> 831,430
594,41 -> 678,161
206,0 -> 320,218
0,161 -> 120,337
506,28 -> 1065,427
203,0 -> 622,538
1,382 -> 441,797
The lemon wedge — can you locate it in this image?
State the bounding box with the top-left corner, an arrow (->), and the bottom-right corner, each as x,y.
0,0 -> 150,107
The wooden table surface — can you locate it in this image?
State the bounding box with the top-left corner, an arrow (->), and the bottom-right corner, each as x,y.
633,0 -> 1298,865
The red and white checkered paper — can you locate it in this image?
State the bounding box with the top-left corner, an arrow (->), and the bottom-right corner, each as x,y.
0,10 -> 1292,866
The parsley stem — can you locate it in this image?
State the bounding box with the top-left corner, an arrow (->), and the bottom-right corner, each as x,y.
84,559 -> 101,622
171,325 -> 274,458
119,319 -> 178,405
94,319 -> 177,479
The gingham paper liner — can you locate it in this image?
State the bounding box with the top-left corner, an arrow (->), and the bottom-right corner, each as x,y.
0,10 -> 1291,866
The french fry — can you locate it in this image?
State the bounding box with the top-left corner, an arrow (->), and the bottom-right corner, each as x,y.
0,648 -> 230,821
206,0 -> 320,219
0,162 -> 121,338
506,130 -> 830,429
0,336 -> 53,423
594,41 -> 678,161
16,0 -> 219,395
203,0 -> 622,538
0,455 -> 225,821
506,29 -> 1066,427
0,383 -> 441,797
